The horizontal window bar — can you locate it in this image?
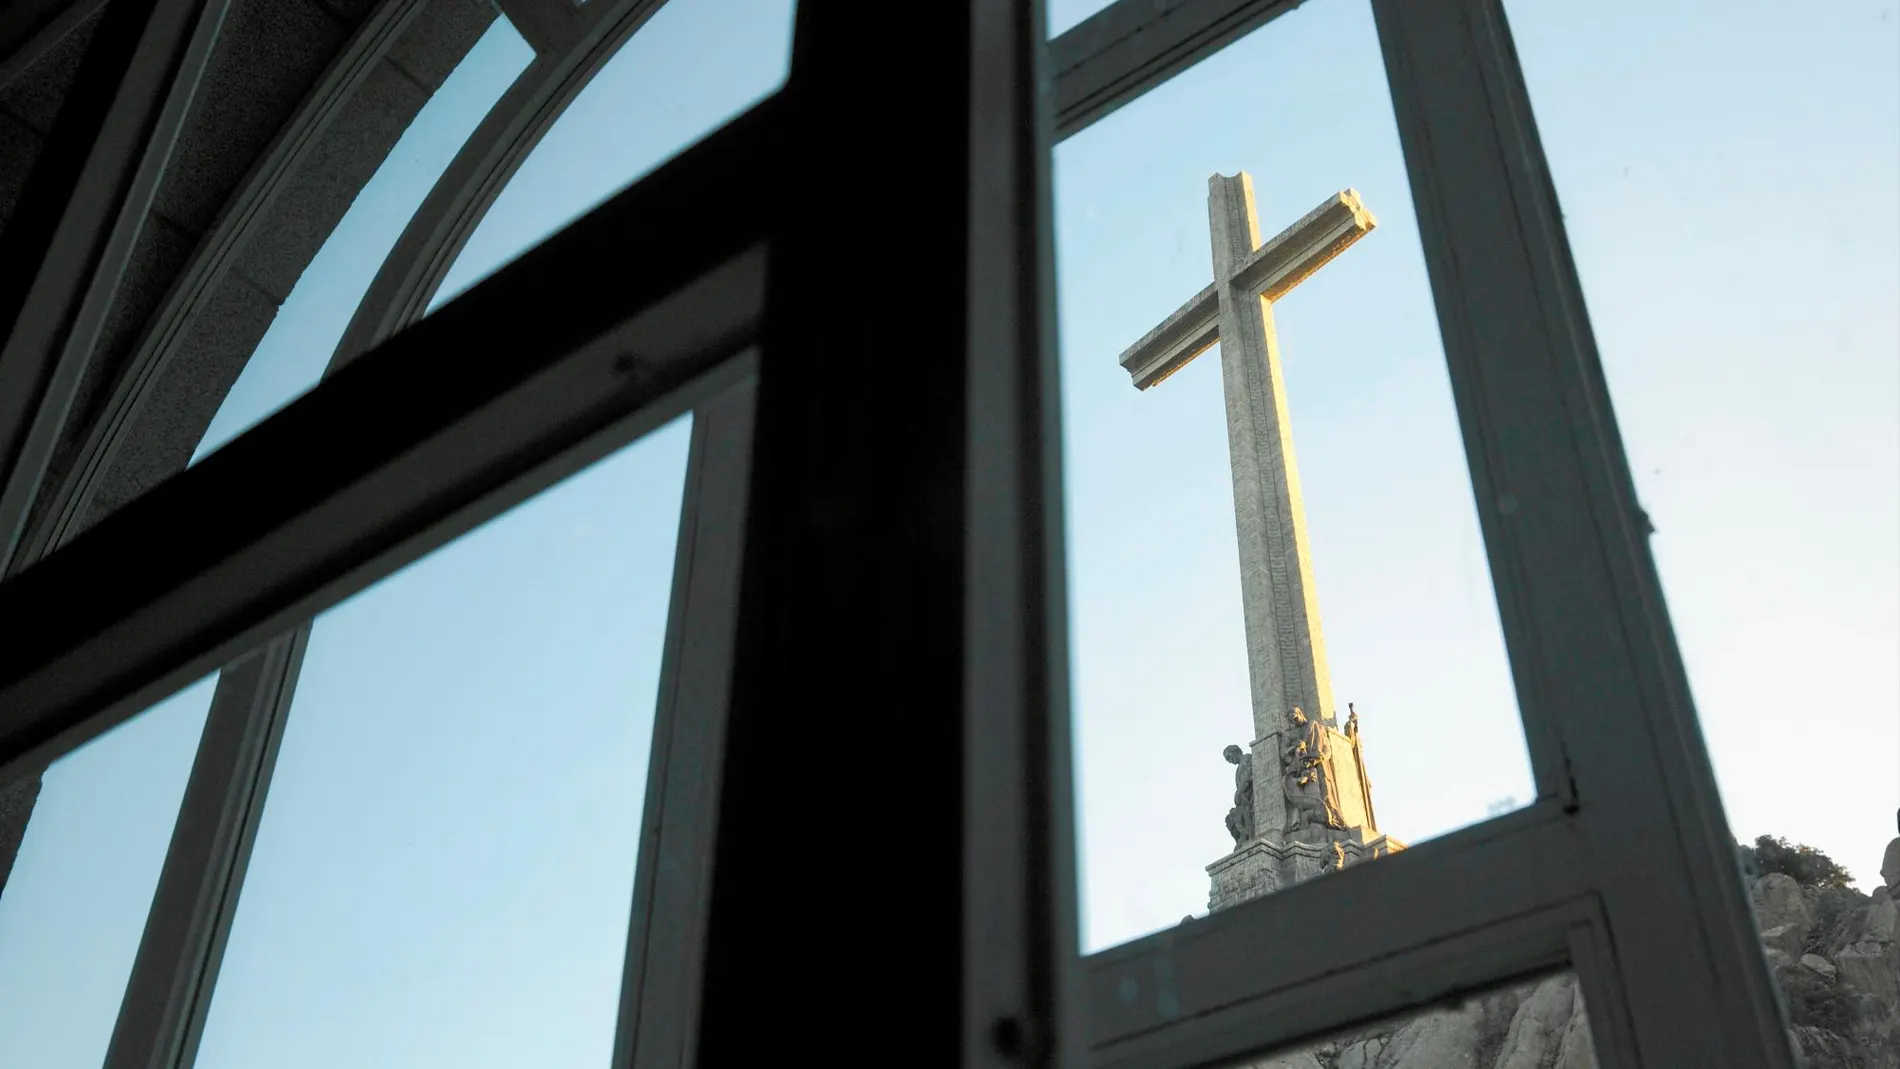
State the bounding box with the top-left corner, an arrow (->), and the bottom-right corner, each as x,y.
1051,0 -> 1307,139
1084,803 -> 1588,1066
0,93 -> 779,774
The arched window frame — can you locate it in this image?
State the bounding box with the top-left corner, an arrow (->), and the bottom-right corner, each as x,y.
0,0 -> 1802,1065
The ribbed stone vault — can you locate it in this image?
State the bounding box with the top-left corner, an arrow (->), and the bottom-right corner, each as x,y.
0,0 -> 499,892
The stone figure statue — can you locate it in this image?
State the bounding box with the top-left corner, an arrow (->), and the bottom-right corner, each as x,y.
1882,807 -> 1900,896
1277,708 -> 1340,833
1223,744 -> 1254,846
1345,702 -> 1360,739
1283,707 -> 1344,832
1290,706 -> 1330,764
1281,737 -> 1334,832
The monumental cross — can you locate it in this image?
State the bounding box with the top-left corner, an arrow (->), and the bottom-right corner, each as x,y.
1116,173 -> 1400,904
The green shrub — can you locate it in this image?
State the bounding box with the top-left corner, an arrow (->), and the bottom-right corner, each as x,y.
1780,965 -> 1860,1035
1745,835 -> 1856,890
1807,885 -> 1869,954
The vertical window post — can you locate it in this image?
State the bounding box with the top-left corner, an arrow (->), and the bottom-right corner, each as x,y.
698,0 -> 1068,1062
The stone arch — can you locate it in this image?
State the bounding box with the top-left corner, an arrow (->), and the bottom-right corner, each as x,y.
10,0 -> 675,569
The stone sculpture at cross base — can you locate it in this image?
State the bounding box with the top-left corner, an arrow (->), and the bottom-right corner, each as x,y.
1222,744 -> 1255,846
1209,702 -> 1403,911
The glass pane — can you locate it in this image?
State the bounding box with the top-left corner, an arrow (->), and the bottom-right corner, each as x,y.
1228,971 -> 1598,1068
1501,3 -> 1898,894
1057,0 -> 1533,953
0,678 -> 217,1069
193,21 -> 534,462
430,0 -> 796,307
190,416 -> 692,1069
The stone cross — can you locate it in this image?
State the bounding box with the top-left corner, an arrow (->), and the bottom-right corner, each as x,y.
1117,173 -> 1376,839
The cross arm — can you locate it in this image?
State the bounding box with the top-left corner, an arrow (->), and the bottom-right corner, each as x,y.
1231,189 -> 1377,301
1117,190 -> 1373,392
1118,281 -> 1219,390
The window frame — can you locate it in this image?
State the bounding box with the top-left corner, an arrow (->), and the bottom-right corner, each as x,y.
1056,1 -> 1793,1067
0,0 -> 1794,1066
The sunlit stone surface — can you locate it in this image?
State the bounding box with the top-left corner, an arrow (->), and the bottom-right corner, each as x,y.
1113,172 -> 1404,911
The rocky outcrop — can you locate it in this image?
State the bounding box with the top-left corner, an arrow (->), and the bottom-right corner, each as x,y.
1491,975 -> 1594,1069
1241,874 -> 1899,1068
1756,872 -> 1814,932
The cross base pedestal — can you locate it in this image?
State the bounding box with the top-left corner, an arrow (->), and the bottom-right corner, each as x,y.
1207,828 -> 1405,912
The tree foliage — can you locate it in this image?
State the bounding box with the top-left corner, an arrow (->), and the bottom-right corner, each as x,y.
1739,835 -> 1857,890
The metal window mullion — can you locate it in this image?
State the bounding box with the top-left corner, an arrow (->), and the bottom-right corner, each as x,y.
97,368 -> 757,1069
611,373 -> 754,1069
4,42 -> 771,1067
0,97 -> 778,775
692,0 -> 1064,1058
968,0 -> 1072,1063
362,0 -> 1320,366
12,0 -> 433,572
492,0 -> 581,54
1371,0 -> 1790,1065
0,0 -> 229,572
16,0 -> 682,579
1080,804 -> 1589,1068
1108,911 -> 1579,1069
1564,895 -> 1643,1069
89,0 -> 498,1040
113,322 -> 759,1069
9,6 -> 471,1057
91,18 -> 727,1051
99,627 -> 307,1069
333,0 -> 674,369
1049,0 -> 1304,140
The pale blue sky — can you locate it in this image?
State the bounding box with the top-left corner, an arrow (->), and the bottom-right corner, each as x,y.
0,0 -> 1894,1062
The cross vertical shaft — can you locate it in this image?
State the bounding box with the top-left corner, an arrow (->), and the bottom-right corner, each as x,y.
1207,173 -> 1336,747
1116,172 -> 1375,850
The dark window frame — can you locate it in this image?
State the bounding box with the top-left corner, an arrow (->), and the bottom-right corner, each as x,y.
0,0 -> 1793,1065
